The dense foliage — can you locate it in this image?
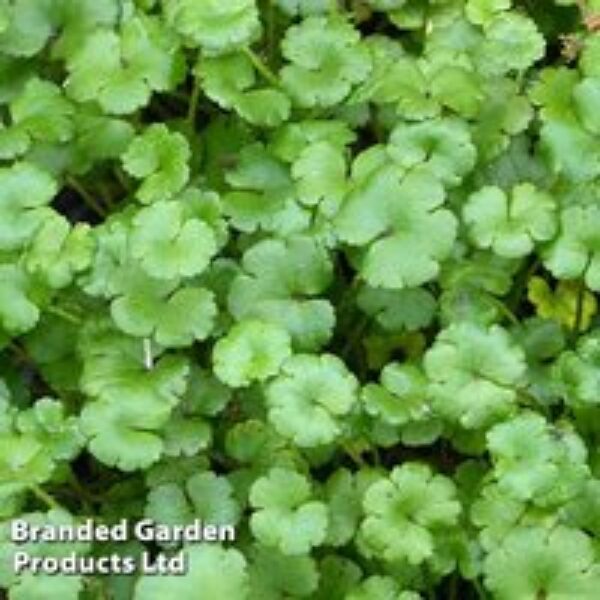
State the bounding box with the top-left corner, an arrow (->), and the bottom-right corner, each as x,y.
1,0 -> 600,598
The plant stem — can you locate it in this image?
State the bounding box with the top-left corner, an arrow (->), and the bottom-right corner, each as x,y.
66,176 -> 107,218
266,0 -> 277,63
143,338 -> 154,370
342,443 -> 366,467
242,47 -> 279,87
472,577 -> 487,599
371,446 -> 381,467
29,484 -> 62,511
507,257 -> 540,314
113,166 -> 132,194
97,181 -> 117,211
340,314 -> 370,361
9,341 -> 30,364
449,573 -> 458,600
485,295 -> 520,327
187,79 -> 202,129
571,277 -> 586,343
46,305 -> 83,325
66,468 -> 100,512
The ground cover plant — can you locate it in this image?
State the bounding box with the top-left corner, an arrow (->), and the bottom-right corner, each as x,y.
1,0 -> 600,598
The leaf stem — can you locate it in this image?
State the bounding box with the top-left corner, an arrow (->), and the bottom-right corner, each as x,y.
485,295 -> 520,327
113,166 -> 132,194
340,314 -> 370,361
46,305 -> 83,325
9,340 -> 30,364
143,338 -> 154,371
66,176 -> 107,218
342,443 -> 366,467
98,181 -> 116,211
472,577 -> 487,599
29,484 -> 62,511
266,0 -> 277,63
449,573 -> 458,600
243,47 -> 279,87
66,467 -> 101,512
571,277 -> 586,343
507,257 -> 540,314
187,79 -> 202,129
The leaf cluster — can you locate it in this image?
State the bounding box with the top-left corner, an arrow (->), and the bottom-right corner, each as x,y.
0,1 -> 599,599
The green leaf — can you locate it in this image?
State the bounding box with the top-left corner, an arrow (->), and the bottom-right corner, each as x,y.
81,397 -> 170,471
354,48 -> 438,120
463,183 -> 557,258
429,63 -> 484,119
0,265 -> 39,334
275,0 -> 329,16
528,277 -> 597,331
79,321 -> 190,407
477,13 -> 545,75
16,398 -> 84,462
182,366 -> 232,417
0,161 -> 56,251
225,419 -> 290,469
357,286 -> 436,332
292,141 -> 348,210
335,165 -> 457,288
539,121 -> 600,182
555,331 -> 600,408
0,509 -> 90,590
0,78 -> 74,158
471,482 -> 543,550
0,431 -> 53,497
25,215 -> 93,289
573,77 -> 600,135
111,277 -> 217,347
129,200 -> 217,279
135,545 -> 249,599
146,471 -> 240,531
358,463 -> 461,564
68,109 -> 135,174
122,124 -> 191,204
65,16 -> 184,114
347,576 -> 420,600
249,467 -> 328,555
280,17 -> 371,108
228,236 -> 334,350
163,0 -> 260,54
213,320 -> 292,387
486,412 -> 589,505
388,118 -> 476,187
78,322 -> 189,469
424,323 -> 526,429
199,52 -> 290,127
544,205 -> 600,291
162,415 -> 212,457
248,545 -> 319,600
314,555 -> 362,600
221,143 -> 299,233
581,35 -> 600,78
465,0 -> 511,26
322,469 -> 363,546
0,0 -> 56,57
266,354 -> 358,447
11,574 -> 83,600
529,67 -> 579,122
484,526 -> 600,599
473,81 -> 533,160
362,363 -> 440,444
